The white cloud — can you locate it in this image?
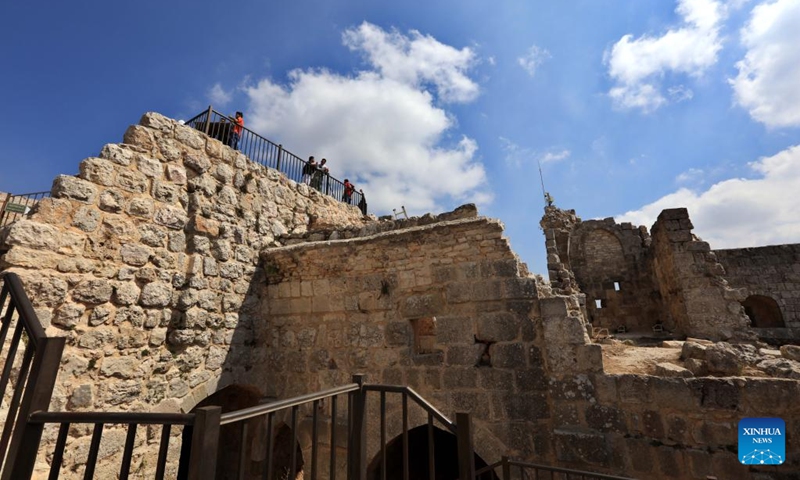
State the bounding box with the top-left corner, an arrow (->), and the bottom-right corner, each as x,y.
517,45 -> 551,77
500,138 -> 569,168
244,23 -> 490,214
342,22 -> 479,103
541,150 -> 570,164
617,144 -> 800,248
605,0 -> 725,112
208,83 -> 232,107
668,85 -> 694,102
675,167 -> 705,184
730,0 -> 800,128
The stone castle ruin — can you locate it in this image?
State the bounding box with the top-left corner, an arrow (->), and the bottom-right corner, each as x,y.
1,112 -> 799,479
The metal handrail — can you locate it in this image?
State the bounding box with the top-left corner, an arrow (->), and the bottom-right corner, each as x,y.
476,456 -> 637,480
29,410 -> 195,425
0,191 -> 49,228
185,106 -> 366,213
364,384 -> 456,434
219,382 -> 359,425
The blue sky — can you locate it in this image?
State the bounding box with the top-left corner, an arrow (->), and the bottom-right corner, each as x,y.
2,0 -> 799,274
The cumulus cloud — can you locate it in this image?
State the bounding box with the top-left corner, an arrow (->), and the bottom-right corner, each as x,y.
675,167 -> 705,184
244,22 -> 489,214
208,83 -> 232,107
517,45 -> 551,77
605,0 -> 725,112
500,138 -> 569,168
617,145 -> 800,248
342,22 -> 479,103
730,0 -> 800,128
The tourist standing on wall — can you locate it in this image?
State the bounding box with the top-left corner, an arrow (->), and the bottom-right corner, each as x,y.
230,112 -> 244,150
302,156 -> 317,185
311,158 -> 329,191
342,179 -> 355,204
358,189 -> 367,215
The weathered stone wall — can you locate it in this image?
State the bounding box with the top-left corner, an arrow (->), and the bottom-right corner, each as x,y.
255,215 -> 557,466
567,217 -> 659,332
715,245 -> 800,333
542,206 -> 755,341
256,213 -> 799,478
551,372 -> 800,478
650,209 -> 752,341
0,112 -> 367,478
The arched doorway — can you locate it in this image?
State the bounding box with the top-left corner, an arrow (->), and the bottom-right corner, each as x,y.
742,295 -> 785,328
177,385 -> 304,480
367,425 -> 497,480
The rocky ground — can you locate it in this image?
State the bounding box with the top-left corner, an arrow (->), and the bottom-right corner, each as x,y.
600,336 -> 800,379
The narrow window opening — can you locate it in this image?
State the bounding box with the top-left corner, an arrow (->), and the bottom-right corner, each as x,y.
595,299 -> 602,309
410,317 -> 437,354
613,281 -> 621,291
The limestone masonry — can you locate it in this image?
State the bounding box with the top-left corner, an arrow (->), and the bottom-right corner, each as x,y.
1,112 -> 799,479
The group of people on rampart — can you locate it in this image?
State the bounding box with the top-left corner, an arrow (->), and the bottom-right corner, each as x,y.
227,112 -> 367,215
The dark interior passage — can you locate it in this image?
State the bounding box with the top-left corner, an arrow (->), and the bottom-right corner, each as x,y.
367,425 -> 497,480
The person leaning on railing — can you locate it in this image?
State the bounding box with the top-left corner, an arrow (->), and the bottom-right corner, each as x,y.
311,158 -> 329,191
229,111 -> 244,150
302,156 -> 317,185
342,179 -> 355,204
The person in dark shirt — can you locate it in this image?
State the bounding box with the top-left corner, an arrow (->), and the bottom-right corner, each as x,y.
358,189 -> 367,215
302,156 -> 317,185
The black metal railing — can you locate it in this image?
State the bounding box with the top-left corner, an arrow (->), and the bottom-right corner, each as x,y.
0,272 -> 65,480
477,456 -> 635,480
0,273 -> 219,480
185,107 -> 365,212
0,191 -> 49,228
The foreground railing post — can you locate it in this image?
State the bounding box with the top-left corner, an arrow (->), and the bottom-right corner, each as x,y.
348,374 -> 366,480
187,406 -> 221,480
456,412 -> 475,480
2,336 -> 66,480
276,144 -> 283,171
203,105 -> 213,135
501,455 -> 510,480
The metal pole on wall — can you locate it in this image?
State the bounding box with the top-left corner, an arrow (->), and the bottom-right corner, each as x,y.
276,145 -> 283,171
204,105 -> 213,135
347,374 -> 366,480
456,412 -> 475,480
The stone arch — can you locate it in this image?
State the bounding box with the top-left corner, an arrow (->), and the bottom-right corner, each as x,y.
178,383 -> 269,480
742,295 -> 785,328
366,424 -> 498,480
367,405 -> 508,474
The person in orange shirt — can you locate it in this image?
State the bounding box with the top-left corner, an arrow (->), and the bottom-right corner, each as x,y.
230,111 -> 244,150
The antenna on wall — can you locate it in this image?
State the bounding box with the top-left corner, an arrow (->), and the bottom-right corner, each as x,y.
538,159 -> 554,207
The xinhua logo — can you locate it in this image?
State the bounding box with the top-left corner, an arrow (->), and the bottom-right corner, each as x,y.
739,418 -> 785,465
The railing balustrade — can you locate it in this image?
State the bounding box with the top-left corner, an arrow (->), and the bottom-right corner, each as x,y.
185,106 -> 365,212
0,191 -> 49,228
477,456 -> 635,480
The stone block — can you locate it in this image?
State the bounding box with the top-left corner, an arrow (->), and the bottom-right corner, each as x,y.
515,368 -> 547,391
435,316 -> 474,344
442,368 -> 477,389
554,429 -> 609,467
543,315 -> 588,346
654,362 -> 693,377
585,404 -> 626,433
476,312 -> 520,342
491,343 -> 526,368
446,344 -> 484,366
693,378 -> 741,410
577,344 -> 603,372
52,175 -> 97,202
